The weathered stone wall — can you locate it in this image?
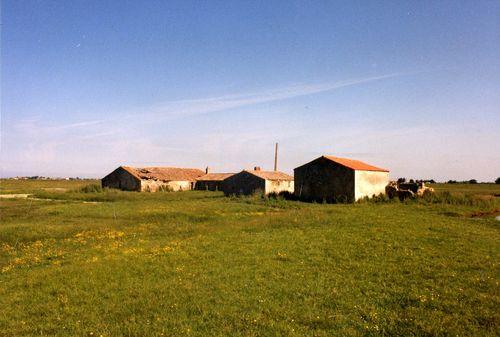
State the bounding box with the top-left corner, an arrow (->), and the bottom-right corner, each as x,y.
141,180 -> 194,192
222,171 -> 265,196
354,170 -> 389,200
265,180 -> 294,195
294,158 -> 355,202
101,167 -> 141,191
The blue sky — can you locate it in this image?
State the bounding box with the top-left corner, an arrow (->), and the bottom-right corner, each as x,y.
1,1 -> 499,181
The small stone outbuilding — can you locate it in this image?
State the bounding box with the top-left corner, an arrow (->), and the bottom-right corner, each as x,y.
222,167 -> 294,196
294,156 -> 389,202
101,166 -> 205,192
195,172 -> 235,191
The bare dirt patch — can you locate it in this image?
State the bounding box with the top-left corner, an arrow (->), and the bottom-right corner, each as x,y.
0,194 -> 30,199
0,194 -> 99,204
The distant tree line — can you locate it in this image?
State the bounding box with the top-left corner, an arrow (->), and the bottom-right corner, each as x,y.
9,176 -> 88,180
397,178 -> 500,184
397,178 -> 435,184
447,179 -> 478,184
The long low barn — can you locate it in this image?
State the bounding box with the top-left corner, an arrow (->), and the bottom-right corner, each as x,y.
294,156 -> 389,202
195,172 -> 235,191
102,166 -> 205,192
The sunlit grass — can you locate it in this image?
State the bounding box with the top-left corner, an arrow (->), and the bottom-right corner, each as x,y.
0,181 -> 498,336
0,179 -> 99,194
429,183 -> 500,196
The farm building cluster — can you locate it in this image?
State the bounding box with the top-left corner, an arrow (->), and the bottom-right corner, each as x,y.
102,155 -> 392,202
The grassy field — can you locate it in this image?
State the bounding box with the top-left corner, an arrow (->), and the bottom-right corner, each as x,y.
0,179 -> 98,194
0,180 -> 499,336
429,183 -> 500,196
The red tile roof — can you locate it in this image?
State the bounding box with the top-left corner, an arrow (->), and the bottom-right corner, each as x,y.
196,173 -> 235,181
121,166 -> 205,181
245,170 -> 294,181
323,156 -> 389,172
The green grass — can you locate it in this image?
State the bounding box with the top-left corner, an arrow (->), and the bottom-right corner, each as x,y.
0,179 -> 99,194
429,183 -> 500,196
0,181 -> 499,336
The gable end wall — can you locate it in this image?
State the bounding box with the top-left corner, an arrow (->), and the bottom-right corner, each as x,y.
294,158 -> 355,202
101,167 -> 141,191
354,170 -> 389,201
222,172 -> 265,195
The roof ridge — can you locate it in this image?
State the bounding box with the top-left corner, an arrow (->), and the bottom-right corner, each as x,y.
118,166 -> 205,181
134,166 -> 204,170
244,169 -> 294,180
196,172 -> 235,181
322,155 -> 389,172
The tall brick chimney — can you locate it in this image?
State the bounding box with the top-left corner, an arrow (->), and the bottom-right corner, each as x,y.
274,142 -> 278,172
206,166 -> 210,174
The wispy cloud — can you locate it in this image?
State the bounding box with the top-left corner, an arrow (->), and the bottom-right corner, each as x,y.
3,72 -> 422,176
48,120 -> 104,131
10,72 -> 410,134
12,118 -> 104,134
129,72 -> 411,120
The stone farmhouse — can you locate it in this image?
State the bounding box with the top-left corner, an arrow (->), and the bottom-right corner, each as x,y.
101,166 -> 205,192
222,167 -> 294,196
294,156 -> 389,202
195,171 -> 235,191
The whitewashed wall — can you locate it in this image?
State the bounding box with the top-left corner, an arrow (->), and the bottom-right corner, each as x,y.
140,180 -> 194,192
354,171 -> 389,200
265,180 -> 294,195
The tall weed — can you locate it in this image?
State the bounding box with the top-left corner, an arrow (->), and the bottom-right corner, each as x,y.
78,184 -> 103,193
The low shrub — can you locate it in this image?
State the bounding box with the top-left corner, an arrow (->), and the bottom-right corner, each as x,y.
266,191 -> 296,200
419,190 -> 495,208
357,193 -> 396,204
358,190 -> 496,208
